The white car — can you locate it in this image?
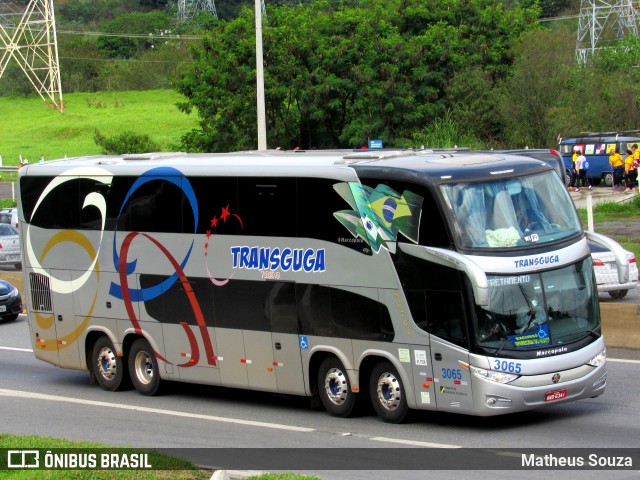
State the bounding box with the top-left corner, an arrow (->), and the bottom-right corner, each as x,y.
0,208 -> 18,229
0,223 -> 21,269
590,241 -> 638,299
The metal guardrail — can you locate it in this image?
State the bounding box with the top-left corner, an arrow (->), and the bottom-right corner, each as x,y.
0,166 -> 18,172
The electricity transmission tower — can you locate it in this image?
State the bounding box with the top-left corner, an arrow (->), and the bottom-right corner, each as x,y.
576,0 -> 639,62
178,0 -> 267,21
0,0 -> 63,111
178,0 -> 218,21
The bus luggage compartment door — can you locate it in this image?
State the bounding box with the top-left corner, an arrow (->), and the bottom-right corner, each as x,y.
430,337 -> 473,414
48,269 -> 82,369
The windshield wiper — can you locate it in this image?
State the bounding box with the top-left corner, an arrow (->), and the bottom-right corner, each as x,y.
493,336 -> 512,357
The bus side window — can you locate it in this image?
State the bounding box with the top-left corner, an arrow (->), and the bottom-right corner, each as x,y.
295,284 -> 394,341
296,284 -> 332,336
404,290 -> 428,331
330,287 -> 394,341
238,178 -> 296,237
213,280 -> 271,331
425,290 -> 468,347
418,190 -> 451,247
268,282 -> 299,334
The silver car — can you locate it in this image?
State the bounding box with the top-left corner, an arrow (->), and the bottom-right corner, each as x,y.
590,241 -> 638,299
0,224 -> 21,269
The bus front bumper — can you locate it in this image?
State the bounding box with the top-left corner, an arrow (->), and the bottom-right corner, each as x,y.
471,363 -> 606,416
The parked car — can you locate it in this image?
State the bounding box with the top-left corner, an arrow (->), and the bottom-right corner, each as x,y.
0,279 -> 22,321
0,223 -> 21,269
0,208 -> 18,230
589,241 -> 638,299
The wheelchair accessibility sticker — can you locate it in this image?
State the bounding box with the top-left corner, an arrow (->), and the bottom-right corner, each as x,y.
508,323 -> 550,348
299,336 -> 309,350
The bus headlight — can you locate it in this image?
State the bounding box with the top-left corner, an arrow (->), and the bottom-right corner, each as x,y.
587,348 -> 606,367
470,365 -> 519,384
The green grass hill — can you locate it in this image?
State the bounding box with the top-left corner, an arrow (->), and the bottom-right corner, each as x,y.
0,90 -> 199,166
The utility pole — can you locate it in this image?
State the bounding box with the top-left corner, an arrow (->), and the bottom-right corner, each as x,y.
576,0 -> 639,62
0,0 -> 63,112
255,0 -> 267,150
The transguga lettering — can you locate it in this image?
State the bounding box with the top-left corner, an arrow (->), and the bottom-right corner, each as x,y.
230,246 -> 326,272
514,254 -> 560,269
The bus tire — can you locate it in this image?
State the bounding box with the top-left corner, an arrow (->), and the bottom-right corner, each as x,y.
92,336 -> 127,391
369,361 -> 408,423
128,338 -> 162,396
317,357 -> 357,417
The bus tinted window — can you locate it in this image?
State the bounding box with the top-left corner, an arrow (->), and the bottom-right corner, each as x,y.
297,178 -> 370,253
119,177 -> 184,234
296,284 -> 333,336
296,284 -> 394,341
238,178 -> 297,238
426,290 -> 468,345
141,275 -> 216,327
442,172 -> 580,250
358,178 -> 450,248
268,282 -> 299,334
213,280 -> 272,331
188,176 -> 238,235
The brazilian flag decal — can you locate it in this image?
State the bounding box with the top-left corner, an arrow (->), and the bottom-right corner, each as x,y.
333,182 -> 424,253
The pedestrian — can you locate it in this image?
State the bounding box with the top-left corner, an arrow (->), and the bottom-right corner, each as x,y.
574,149 -> 592,192
624,148 -> 638,192
609,147 -> 624,189
568,146 -> 580,190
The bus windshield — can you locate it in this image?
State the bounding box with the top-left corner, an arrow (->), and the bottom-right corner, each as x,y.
441,171 -> 580,250
474,258 -> 599,352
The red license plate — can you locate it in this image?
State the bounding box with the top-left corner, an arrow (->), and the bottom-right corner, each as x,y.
545,389 -> 567,402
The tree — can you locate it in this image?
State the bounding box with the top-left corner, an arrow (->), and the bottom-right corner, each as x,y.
176,0 -> 539,151
500,27 -> 575,147
97,11 -> 173,59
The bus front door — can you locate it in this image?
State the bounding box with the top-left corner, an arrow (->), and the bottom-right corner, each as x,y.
430,337 -> 474,414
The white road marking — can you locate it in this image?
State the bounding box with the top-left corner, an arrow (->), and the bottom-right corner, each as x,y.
370,437 -> 460,448
607,358 -> 640,364
0,346 -> 32,352
0,388 -> 315,433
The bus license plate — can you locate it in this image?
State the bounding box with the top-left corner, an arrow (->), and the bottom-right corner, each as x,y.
7,255 -> 19,261
0,306 -> 5,312
545,389 -> 567,402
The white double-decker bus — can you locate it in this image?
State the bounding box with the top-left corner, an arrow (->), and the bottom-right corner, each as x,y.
18,149 -> 621,421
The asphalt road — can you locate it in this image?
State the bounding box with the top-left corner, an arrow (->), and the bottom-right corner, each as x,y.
1,314 -> 639,480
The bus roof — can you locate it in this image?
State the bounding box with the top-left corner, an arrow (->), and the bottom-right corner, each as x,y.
560,134 -> 640,143
19,149 -> 552,184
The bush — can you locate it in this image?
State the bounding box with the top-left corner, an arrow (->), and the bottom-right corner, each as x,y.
94,129 -> 160,154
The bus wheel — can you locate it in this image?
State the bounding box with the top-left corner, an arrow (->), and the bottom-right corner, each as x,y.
603,173 -> 613,187
317,357 -> 357,417
128,338 -> 162,396
92,336 -> 127,391
369,362 -> 408,423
